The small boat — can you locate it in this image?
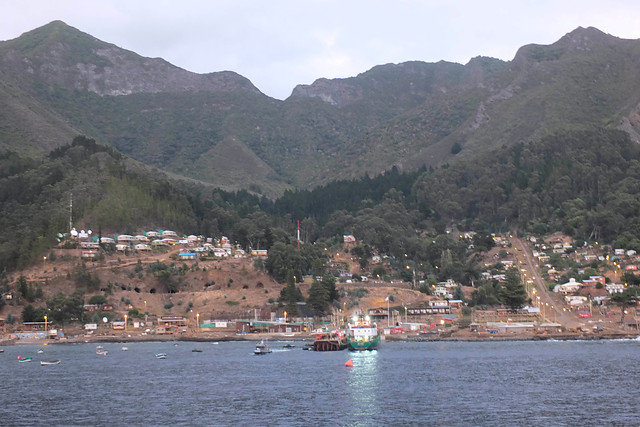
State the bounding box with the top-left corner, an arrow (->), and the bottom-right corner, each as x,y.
40,360 -> 61,366
17,356 -> 32,362
0,349 -> 5,354
96,345 -> 108,355
155,353 -> 167,359
282,343 -> 296,348
302,343 -> 314,351
37,349 -> 44,354
192,349 -> 203,353
254,340 -> 272,355
121,346 -> 129,351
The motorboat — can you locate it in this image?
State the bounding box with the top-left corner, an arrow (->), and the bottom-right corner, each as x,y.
254,340 -> 272,355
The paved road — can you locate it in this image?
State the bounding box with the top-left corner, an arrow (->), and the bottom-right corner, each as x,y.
509,234 -> 581,327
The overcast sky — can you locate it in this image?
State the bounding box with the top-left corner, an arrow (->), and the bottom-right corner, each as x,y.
1,1 -> 639,99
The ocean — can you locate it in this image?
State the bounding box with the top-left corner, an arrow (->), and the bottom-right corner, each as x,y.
1,339 -> 638,426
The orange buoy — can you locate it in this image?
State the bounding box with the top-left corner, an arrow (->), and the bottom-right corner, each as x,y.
345,359 -> 353,367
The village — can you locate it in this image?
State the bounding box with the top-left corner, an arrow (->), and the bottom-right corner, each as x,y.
1,227 -> 639,346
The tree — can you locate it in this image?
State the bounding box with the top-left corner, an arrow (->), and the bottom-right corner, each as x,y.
610,287 -> 640,324
499,271 -> 527,309
321,275 -> 339,303
307,281 -> 330,316
279,270 -> 302,316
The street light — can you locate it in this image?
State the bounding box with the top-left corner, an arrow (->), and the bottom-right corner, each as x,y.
196,313 -> 200,329
124,314 -> 127,331
284,311 -> 287,323
44,315 -> 48,337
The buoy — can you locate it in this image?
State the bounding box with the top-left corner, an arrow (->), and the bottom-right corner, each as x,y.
345,359 -> 353,367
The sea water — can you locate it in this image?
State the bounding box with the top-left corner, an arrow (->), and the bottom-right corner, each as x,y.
0,339 -> 638,426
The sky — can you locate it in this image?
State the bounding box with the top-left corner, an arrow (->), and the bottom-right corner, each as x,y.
1,0 -> 639,100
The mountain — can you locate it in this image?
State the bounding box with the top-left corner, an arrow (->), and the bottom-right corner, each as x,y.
1,23 -> 640,197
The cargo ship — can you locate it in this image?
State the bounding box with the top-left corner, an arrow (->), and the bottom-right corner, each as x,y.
347,315 -> 380,351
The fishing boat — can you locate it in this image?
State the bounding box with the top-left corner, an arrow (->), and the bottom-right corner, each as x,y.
192,349 -> 203,353
282,343 -> 296,349
347,315 -> 381,351
155,353 -> 167,359
254,340 -> 272,355
17,356 -> 32,362
40,360 -> 61,366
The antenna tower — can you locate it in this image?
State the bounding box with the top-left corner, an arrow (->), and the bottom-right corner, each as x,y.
69,193 -> 73,233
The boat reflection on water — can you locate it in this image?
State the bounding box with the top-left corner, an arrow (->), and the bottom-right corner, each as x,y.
346,350 -> 380,419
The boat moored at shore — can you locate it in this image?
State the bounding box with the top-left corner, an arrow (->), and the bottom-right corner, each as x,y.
347,315 -> 381,351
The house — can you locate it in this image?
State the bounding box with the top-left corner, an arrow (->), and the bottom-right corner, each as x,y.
112,321 -> 125,330
134,244 -> 151,251
157,316 -> 188,333
100,237 -> 115,244
115,244 -> 129,252
146,231 -> 159,239
80,241 -> 100,249
213,248 -> 228,257
22,321 -> 50,331
343,235 -> 356,244
554,278 -> 581,293
233,249 -> 245,258
565,295 -> 588,306
368,307 -> 389,322
178,252 -> 197,260
81,250 -> 99,260
251,249 -> 268,257
161,230 -> 178,238
117,234 -> 134,243
486,322 -> 535,334
134,235 -> 149,243
606,283 -> 625,294
151,240 -> 170,248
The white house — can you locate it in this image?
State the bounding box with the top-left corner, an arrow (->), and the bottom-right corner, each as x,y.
554,278 -> 581,294
606,283 -> 625,294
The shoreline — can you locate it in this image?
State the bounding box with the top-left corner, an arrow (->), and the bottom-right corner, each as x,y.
2,331 -> 639,346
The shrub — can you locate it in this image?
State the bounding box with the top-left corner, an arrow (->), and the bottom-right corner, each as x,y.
88,294 -> 107,305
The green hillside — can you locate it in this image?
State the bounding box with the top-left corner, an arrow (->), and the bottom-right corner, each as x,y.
2,23 -> 640,197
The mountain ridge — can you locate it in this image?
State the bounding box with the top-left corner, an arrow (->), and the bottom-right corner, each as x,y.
2,22 -> 640,197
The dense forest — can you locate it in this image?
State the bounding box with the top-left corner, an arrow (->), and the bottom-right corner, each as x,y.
2,128 -> 640,290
